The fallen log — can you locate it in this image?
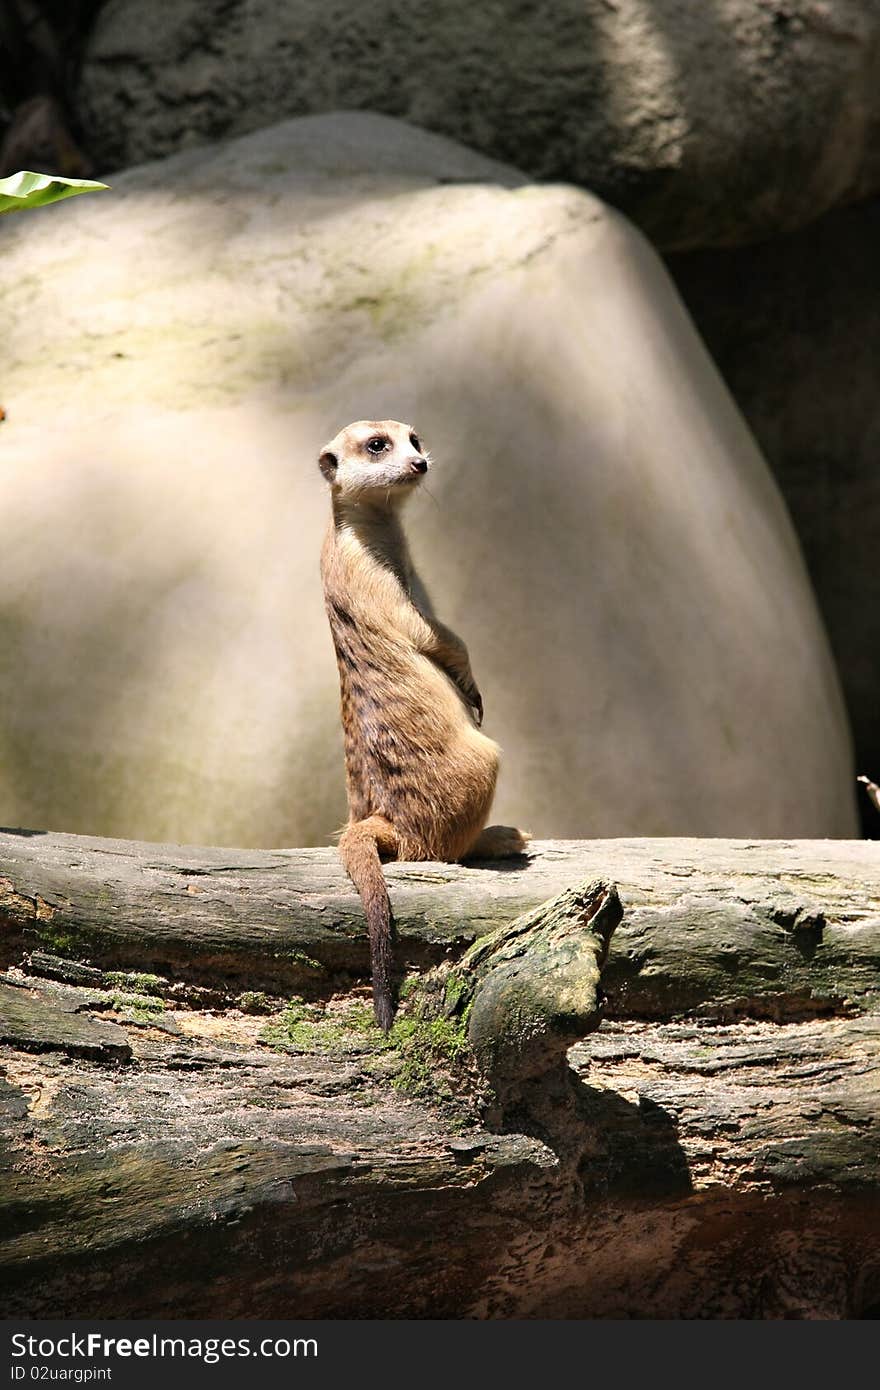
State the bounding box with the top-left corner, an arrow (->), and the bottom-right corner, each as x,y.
1,831 -> 879,1319
1,830 -> 878,1017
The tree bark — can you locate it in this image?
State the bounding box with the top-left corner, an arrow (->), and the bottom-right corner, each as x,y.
1,830 -> 879,1319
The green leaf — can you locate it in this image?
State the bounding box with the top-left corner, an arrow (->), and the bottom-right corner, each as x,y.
0,170 -> 109,215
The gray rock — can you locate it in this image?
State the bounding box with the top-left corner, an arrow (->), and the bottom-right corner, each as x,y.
0,113 -> 857,845
78,0 -> 880,249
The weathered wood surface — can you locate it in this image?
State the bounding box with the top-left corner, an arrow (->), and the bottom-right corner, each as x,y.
454,879 -> 620,1095
2,832 -> 880,1319
2,830 -> 879,1015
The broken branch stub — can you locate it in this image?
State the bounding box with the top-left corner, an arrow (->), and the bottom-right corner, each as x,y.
858,775 -> 880,813
439,879 -> 622,1098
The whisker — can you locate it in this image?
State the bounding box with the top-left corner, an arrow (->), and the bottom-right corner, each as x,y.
420,481 -> 442,509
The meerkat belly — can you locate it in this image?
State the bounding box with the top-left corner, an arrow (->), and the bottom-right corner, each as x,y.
336,638 -> 499,858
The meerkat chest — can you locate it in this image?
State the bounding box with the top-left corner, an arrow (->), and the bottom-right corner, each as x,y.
324,536 -> 416,658
326,593 -> 414,683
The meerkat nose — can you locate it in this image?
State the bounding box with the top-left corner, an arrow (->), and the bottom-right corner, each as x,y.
408,457 -> 428,474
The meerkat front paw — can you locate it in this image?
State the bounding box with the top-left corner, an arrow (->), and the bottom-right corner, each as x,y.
458,676 -> 483,726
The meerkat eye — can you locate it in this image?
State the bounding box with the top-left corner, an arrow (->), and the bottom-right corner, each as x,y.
366,436 -> 388,455
409,432 -> 421,452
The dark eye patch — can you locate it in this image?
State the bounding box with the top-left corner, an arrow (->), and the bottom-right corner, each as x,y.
409,432 -> 421,452
365,436 -> 389,455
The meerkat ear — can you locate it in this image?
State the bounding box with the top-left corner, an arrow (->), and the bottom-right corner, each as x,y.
318,450 -> 338,482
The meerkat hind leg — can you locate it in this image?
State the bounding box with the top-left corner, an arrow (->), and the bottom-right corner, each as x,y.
462,825 -> 531,861
339,814 -> 399,861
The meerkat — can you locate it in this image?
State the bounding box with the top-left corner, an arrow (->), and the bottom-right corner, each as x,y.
319,419 -> 529,1030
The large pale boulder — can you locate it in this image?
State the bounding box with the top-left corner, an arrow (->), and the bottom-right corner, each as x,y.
0,113 -> 857,846
78,0 -> 880,249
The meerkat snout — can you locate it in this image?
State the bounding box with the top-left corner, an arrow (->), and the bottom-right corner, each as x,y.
410,456 -> 428,474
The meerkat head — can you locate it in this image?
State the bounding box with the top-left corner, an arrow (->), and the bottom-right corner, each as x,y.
318,419 -> 429,504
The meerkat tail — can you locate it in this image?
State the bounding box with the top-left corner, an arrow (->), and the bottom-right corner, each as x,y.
338,817 -> 398,1032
